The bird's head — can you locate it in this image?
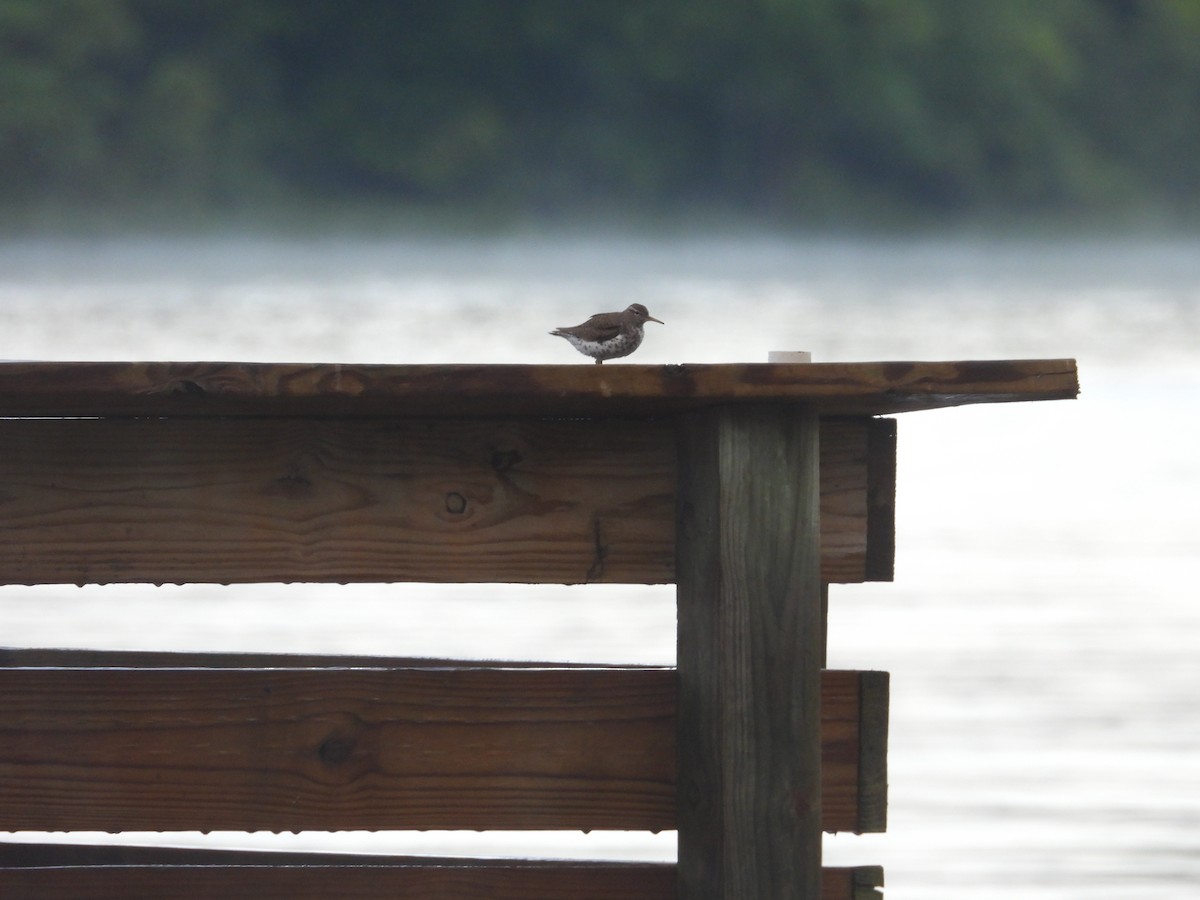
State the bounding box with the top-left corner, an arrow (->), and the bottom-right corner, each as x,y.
627,303 -> 664,325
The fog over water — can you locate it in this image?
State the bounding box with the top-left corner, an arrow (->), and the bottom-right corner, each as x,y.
2,234 -> 1197,899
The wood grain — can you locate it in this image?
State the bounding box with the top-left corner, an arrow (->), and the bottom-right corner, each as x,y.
0,862 -> 676,900
0,359 -> 1079,418
0,667 -> 675,833
0,855 -> 882,900
0,416 -> 890,585
0,666 -> 885,834
821,669 -> 889,834
857,671 -> 890,833
0,417 -> 674,585
819,418 -> 896,583
675,404 -> 823,899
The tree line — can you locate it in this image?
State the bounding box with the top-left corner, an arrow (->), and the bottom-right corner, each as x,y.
4,0 -> 1199,225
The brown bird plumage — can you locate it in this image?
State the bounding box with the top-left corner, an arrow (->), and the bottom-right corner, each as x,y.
550,303 -> 664,364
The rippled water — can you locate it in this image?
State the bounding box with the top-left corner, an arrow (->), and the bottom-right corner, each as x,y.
2,234 -> 1198,899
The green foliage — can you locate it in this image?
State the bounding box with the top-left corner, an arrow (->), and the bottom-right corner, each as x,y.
0,0 -> 137,200
3,0 -> 1200,223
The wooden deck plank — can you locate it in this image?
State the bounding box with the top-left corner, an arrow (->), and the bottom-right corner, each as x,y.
0,666 -> 885,834
0,359 -> 1079,419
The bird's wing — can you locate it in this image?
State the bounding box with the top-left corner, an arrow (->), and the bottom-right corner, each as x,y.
581,313 -> 624,341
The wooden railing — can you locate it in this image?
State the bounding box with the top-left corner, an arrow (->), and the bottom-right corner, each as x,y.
0,360 -> 1078,899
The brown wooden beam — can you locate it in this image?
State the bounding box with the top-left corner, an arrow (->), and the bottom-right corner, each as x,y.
819,418 -> 896,583
0,862 -> 675,900
0,666 -> 674,833
0,416 -> 674,585
0,416 -> 892,585
0,665 -> 885,835
0,852 -> 883,900
0,359 -> 1079,418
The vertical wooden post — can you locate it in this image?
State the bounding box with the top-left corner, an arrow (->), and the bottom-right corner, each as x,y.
676,404 -> 823,899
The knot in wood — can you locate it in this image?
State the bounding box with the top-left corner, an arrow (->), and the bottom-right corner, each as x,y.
444,491 -> 468,515
308,713 -> 372,782
318,734 -> 356,765
490,448 -> 522,473
169,379 -> 206,398
269,470 -> 315,499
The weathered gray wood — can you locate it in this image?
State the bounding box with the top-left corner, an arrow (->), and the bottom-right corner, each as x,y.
675,404 -> 823,899
0,416 -> 889,585
0,664 -> 885,834
865,418 -> 897,581
0,359 -> 1080,418
847,865 -> 885,899
857,671 -> 890,833
819,583 -> 830,668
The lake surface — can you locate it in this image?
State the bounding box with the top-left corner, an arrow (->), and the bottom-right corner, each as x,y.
2,234 -> 1198,899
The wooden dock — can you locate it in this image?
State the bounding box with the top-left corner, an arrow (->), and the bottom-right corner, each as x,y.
0,359 -> 1078,898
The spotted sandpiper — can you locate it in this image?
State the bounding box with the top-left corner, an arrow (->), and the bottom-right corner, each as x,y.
550,303 -> 664,364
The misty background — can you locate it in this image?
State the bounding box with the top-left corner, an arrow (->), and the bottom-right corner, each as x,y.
2,4 -> 1200,900
5,0 -> 1200,230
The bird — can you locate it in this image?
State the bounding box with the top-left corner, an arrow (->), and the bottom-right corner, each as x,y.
550,303 -> 664,364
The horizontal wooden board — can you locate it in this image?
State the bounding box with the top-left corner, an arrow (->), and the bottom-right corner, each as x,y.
5,861 -> 675,900
0,648 -> 635,668
0,417 -> 674,585
0,359 -> 1078,418
0,666 -> 886,834
0,416 -> 891,585
0,853 -> 882,900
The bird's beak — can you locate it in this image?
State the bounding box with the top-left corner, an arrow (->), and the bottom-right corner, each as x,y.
649,315 -> 664,324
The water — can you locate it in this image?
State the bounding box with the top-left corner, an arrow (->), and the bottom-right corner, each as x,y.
2,234 -> 1198,898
